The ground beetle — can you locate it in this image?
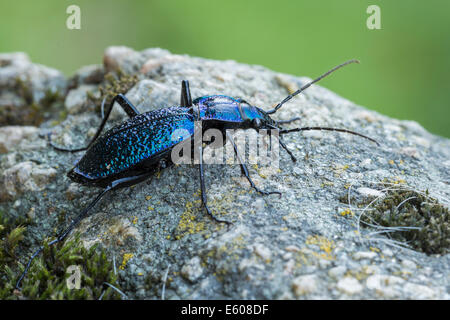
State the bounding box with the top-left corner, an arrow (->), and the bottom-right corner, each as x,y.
16,59 -> 378,288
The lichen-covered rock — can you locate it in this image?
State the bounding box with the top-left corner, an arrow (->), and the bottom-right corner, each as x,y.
0,52 -> 67,126
0,46 -> 449,299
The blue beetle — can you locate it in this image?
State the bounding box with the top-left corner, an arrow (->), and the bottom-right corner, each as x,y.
16,59 -> 378,288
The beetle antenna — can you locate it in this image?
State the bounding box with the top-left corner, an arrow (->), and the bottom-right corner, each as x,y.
280,126 -> 379,146
266,59 -> 359,114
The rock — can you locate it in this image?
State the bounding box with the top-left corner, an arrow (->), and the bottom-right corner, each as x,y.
1,46 -> 449,299
103,46 -> 171,74
399,147 -> 420,159
107,217 -> 143,245
181,256 -> 204,283
328,266 -> 347,279
253,243 -> 272,261
356,188 -> 385,198
382,248 -> 393,257
0,126 -> 39,153
0,161 -> 57,201
292,274 -> 319,296
353,251 -> 378,260
336,277 -> 363,295
403,283 -> 437,299
64,85 -> 98,114
401,259 -> 417,270
69,64 -> 104,86
0,52 -> 66,125
366,275 -> 405,298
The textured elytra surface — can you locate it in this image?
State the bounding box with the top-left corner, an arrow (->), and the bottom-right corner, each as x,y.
76,107 -> 194,180
0,46 -> 449,299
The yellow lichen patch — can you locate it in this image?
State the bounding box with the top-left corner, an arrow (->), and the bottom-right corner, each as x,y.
321,181 -> 334,188
147,206 -> 154,211
340,208 -> 354,217
175,199 -> 206,239
282,212 -> 299,222
305,235 -> 335,260
132,216 -> 138,225
292,249 -> 310,268
208,192 -> 237,218
119,253 -> 134,270
370,247 -> 380,253
393,178 -> 406,184
384,177 -> 407,185
345,265 -> 377,281
333,164 -> 350,177
252,164 -> 266,179
145,195 -> 152,201
389,160 -> 395,165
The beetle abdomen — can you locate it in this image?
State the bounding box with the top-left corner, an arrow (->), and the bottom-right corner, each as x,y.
72,107 -> 194,180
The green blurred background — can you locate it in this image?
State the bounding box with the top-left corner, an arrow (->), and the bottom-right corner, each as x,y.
0,0 -> 449,137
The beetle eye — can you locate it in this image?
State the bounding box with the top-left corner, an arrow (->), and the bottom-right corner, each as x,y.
252,118 -> 262,128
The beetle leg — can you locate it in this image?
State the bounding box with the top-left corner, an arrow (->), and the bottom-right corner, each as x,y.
15,172 -> 151,289
180,80 -> 192,107
279,138 -> 297,162
226,132 -> 281,197
197,146 -> 231,224
101,93 -> 140,119
49,94 -> 140,153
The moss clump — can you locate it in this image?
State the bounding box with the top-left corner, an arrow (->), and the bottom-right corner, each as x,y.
0,208 -> 122,299
15,235 -> 122,300
0,211 -> 31,299
351,188 -> 449,255
87,69 -> 139,110
0,211 -> 30,267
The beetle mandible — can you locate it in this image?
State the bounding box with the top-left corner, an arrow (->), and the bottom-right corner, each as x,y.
16,59 -> 378,288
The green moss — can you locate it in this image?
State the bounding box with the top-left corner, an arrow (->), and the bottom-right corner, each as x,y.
0,209 -> 122,300
0,211 -> 31,299
0,212 -> 29,267
16,235 -> 121,300
343,187 -> 449,255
